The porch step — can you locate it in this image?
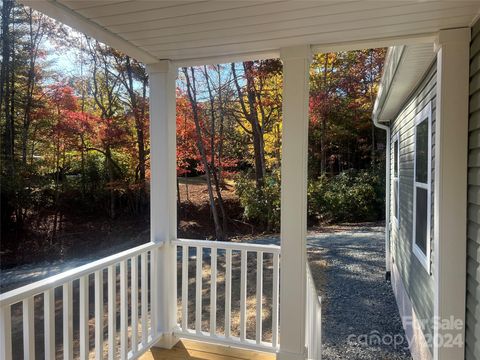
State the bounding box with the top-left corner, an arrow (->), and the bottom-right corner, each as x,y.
140,339 -> 276,360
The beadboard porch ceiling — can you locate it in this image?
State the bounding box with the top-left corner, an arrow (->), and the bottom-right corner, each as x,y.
20,0 -> 480,64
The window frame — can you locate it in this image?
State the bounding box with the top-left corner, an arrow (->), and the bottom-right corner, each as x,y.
392,132 -> 400,227
412,102 -> 432,273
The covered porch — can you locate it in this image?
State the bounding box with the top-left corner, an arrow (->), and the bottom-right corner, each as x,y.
1,1 -> 477,360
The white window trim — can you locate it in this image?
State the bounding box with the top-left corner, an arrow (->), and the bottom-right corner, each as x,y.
392,132 -> 400,228
412,101 -> 432,273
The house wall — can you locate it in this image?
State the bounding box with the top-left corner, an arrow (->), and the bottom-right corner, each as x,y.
466,18 -> 480,360
390,62 -> 437,357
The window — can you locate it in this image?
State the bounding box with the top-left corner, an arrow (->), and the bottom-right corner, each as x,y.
412,102 -> 432,272
392,133 -> 400,226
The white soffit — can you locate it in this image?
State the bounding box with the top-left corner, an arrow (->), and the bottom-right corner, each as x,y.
19,0 -> 480,65
374,43 -> 436,122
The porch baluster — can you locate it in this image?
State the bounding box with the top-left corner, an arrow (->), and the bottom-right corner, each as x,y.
79,275 -> 89,360
195,246 -> 202,334
22,297 -> 35,360
94,270 -> 103,360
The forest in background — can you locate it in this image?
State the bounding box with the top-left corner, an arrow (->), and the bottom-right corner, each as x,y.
1,0 -> 386,267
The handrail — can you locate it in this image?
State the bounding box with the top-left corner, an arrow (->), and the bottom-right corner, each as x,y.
0,241 -> 161,307
174,238 -> 281,254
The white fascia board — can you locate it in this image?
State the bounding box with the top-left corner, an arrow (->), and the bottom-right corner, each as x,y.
372,45 -> 406,122
373,42 -> 436,122
19,0 -> 159,64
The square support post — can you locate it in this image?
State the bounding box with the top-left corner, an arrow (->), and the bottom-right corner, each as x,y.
433,28 -> 470,360
147,60 -> 178,348
278,45 -> 311,360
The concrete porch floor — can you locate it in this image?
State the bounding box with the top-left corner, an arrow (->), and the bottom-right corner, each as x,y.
140,339 -> 276,360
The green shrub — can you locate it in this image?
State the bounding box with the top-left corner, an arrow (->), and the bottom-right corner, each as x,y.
308,168 -> 384,223
236,167 -> 384,229
235,171 -> 281,231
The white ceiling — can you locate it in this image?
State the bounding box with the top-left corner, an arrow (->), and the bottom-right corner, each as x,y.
20,0 -> 480,64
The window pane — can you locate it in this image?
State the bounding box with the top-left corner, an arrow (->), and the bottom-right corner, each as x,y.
415,187 -> 428,255
394,140 -> 399,177
394,180 -> 399,219
415,119 -> 428,183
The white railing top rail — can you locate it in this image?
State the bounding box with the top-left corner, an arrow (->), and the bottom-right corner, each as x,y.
0,241 -> 161,307
174,238 -> 281,254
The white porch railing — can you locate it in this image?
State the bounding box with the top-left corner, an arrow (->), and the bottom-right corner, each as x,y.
0,242 -> 161,360
0,239 -> 283,359
173,239 -> 281,353
306,262 -> 322,360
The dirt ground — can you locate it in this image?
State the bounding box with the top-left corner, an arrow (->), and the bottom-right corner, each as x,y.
177,177 -> 258,240
1,177 -> 265,270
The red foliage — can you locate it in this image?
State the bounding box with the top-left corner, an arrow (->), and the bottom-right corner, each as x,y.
46,83 -> 78,113
176,91 -> 237,176
176,93 -> 198,175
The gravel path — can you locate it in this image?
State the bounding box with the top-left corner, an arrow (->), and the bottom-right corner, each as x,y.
309,225 -> 411,360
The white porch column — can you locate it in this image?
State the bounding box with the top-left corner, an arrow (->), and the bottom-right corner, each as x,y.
147,60 -> 178,348
433,28 -> 470,360
278,45 -> 311,360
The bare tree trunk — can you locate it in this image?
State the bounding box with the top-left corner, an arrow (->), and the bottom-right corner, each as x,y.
0,0 -> 13,123
245,62 -> 266,184
51,132 -> 61,244
216,66 -> 225,183
369,49 -> 376,164
203,66 -> 228,238
87,39 -> 120,219
21,8 -> 42,165
183,67 -> 224,241
125,57 -> 147,185
231,62 -> 266,188
106,146 -> 116,219
320,53 -> 329,175
1,1 -> 15,241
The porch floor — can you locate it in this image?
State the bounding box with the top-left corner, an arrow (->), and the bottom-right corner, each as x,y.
140,339 -> 276,360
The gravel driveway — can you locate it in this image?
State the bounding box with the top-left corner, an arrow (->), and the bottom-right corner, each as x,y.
308,225 -> 412,360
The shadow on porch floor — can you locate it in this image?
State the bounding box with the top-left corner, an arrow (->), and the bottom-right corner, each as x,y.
140,339 -> 276,360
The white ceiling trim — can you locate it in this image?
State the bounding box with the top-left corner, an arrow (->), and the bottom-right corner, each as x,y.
313,33 -> 436,55
173,50 -> 281,68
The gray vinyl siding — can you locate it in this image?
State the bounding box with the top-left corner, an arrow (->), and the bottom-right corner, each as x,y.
390,63 -> 436,351
466,19 -> 480,360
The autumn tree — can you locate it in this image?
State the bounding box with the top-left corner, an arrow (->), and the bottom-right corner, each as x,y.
85,38 -> 125,218
230,60 -> 282,188
1,0 -> 66,229
308,49 -> 386,177
112,52 -> 149,198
